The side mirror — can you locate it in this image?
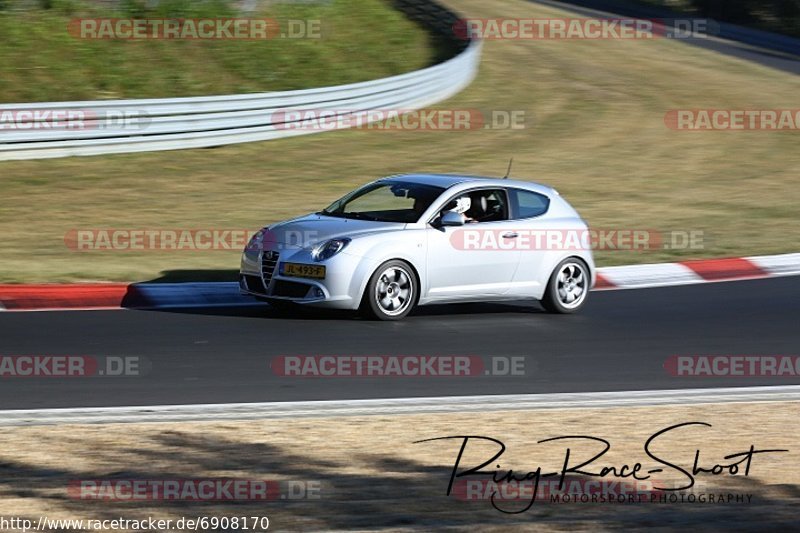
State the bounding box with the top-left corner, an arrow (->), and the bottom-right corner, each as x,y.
440,210 -> 465,227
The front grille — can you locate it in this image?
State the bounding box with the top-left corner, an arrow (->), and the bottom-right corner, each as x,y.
261,250 -> 279,289
273,280 -> 311,298
243,275 -> 265,295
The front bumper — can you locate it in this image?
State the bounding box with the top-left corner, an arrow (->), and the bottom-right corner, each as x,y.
239,247 -> 370,310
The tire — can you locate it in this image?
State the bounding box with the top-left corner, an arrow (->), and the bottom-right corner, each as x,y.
361,260 -> 418,321
540,258 -> 590,314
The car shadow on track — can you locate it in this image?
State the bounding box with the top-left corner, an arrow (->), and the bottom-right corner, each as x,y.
147,301 -> 547,320
131,269 -> 547,320
133,269 -> 240,283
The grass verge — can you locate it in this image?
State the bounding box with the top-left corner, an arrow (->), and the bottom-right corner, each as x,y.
1,0 -> 799,282
0,0 -> 433,102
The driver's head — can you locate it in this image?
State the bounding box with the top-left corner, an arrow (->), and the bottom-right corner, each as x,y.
452,195 -> 471,214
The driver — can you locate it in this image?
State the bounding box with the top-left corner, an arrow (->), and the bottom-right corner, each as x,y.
451,195 -> 477,223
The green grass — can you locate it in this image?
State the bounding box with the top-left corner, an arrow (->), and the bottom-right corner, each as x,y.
0,0 -> 434,102
0,0 -> 799,283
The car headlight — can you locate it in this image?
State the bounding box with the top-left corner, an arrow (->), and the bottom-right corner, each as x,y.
312,238 -> 351,262
246,229 -> 265,252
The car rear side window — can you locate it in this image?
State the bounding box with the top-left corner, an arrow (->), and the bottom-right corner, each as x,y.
510,188 -> 550,219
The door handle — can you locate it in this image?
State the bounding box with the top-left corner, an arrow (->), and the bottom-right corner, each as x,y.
502,232 -> 519,238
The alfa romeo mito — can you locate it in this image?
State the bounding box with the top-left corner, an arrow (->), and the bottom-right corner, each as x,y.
240,174 -> 595,320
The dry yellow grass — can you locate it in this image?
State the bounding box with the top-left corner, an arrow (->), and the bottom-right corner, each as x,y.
0,402 -> 800,531
0,401 -> 796,530
1,0 -> 799,282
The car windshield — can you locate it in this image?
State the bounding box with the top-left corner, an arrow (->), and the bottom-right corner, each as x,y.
320,181 -> 445,223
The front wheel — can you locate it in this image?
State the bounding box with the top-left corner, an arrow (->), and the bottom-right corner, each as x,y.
361,260 -> 417,321
540,258 -> 590,314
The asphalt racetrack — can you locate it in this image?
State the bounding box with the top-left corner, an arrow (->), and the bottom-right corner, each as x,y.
532,0 -> 800,75
0,276 -> 797,410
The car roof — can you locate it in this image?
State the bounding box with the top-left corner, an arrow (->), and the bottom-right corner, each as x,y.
379,173 -> 557,195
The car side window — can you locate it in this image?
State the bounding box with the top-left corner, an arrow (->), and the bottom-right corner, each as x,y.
509,188 -> 550,219
440,189 -> 509,224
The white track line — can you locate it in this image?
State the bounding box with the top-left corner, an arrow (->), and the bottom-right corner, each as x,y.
748,253 -> 800,276
1,386 -> 798,426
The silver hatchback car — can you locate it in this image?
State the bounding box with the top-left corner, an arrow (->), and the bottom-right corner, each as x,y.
240,174 -> 595,320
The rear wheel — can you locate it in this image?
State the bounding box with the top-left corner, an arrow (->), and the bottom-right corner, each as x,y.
361,260 -> 417,321
541,258 -> 590,314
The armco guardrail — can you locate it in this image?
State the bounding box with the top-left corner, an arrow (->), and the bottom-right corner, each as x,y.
0,1 -> 479,161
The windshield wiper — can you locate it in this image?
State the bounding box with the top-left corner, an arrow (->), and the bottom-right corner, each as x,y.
344,212 -> 379,221
317,210 -> 378,221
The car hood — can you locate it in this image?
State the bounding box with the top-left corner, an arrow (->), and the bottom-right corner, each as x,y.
260,213 -> 405,249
